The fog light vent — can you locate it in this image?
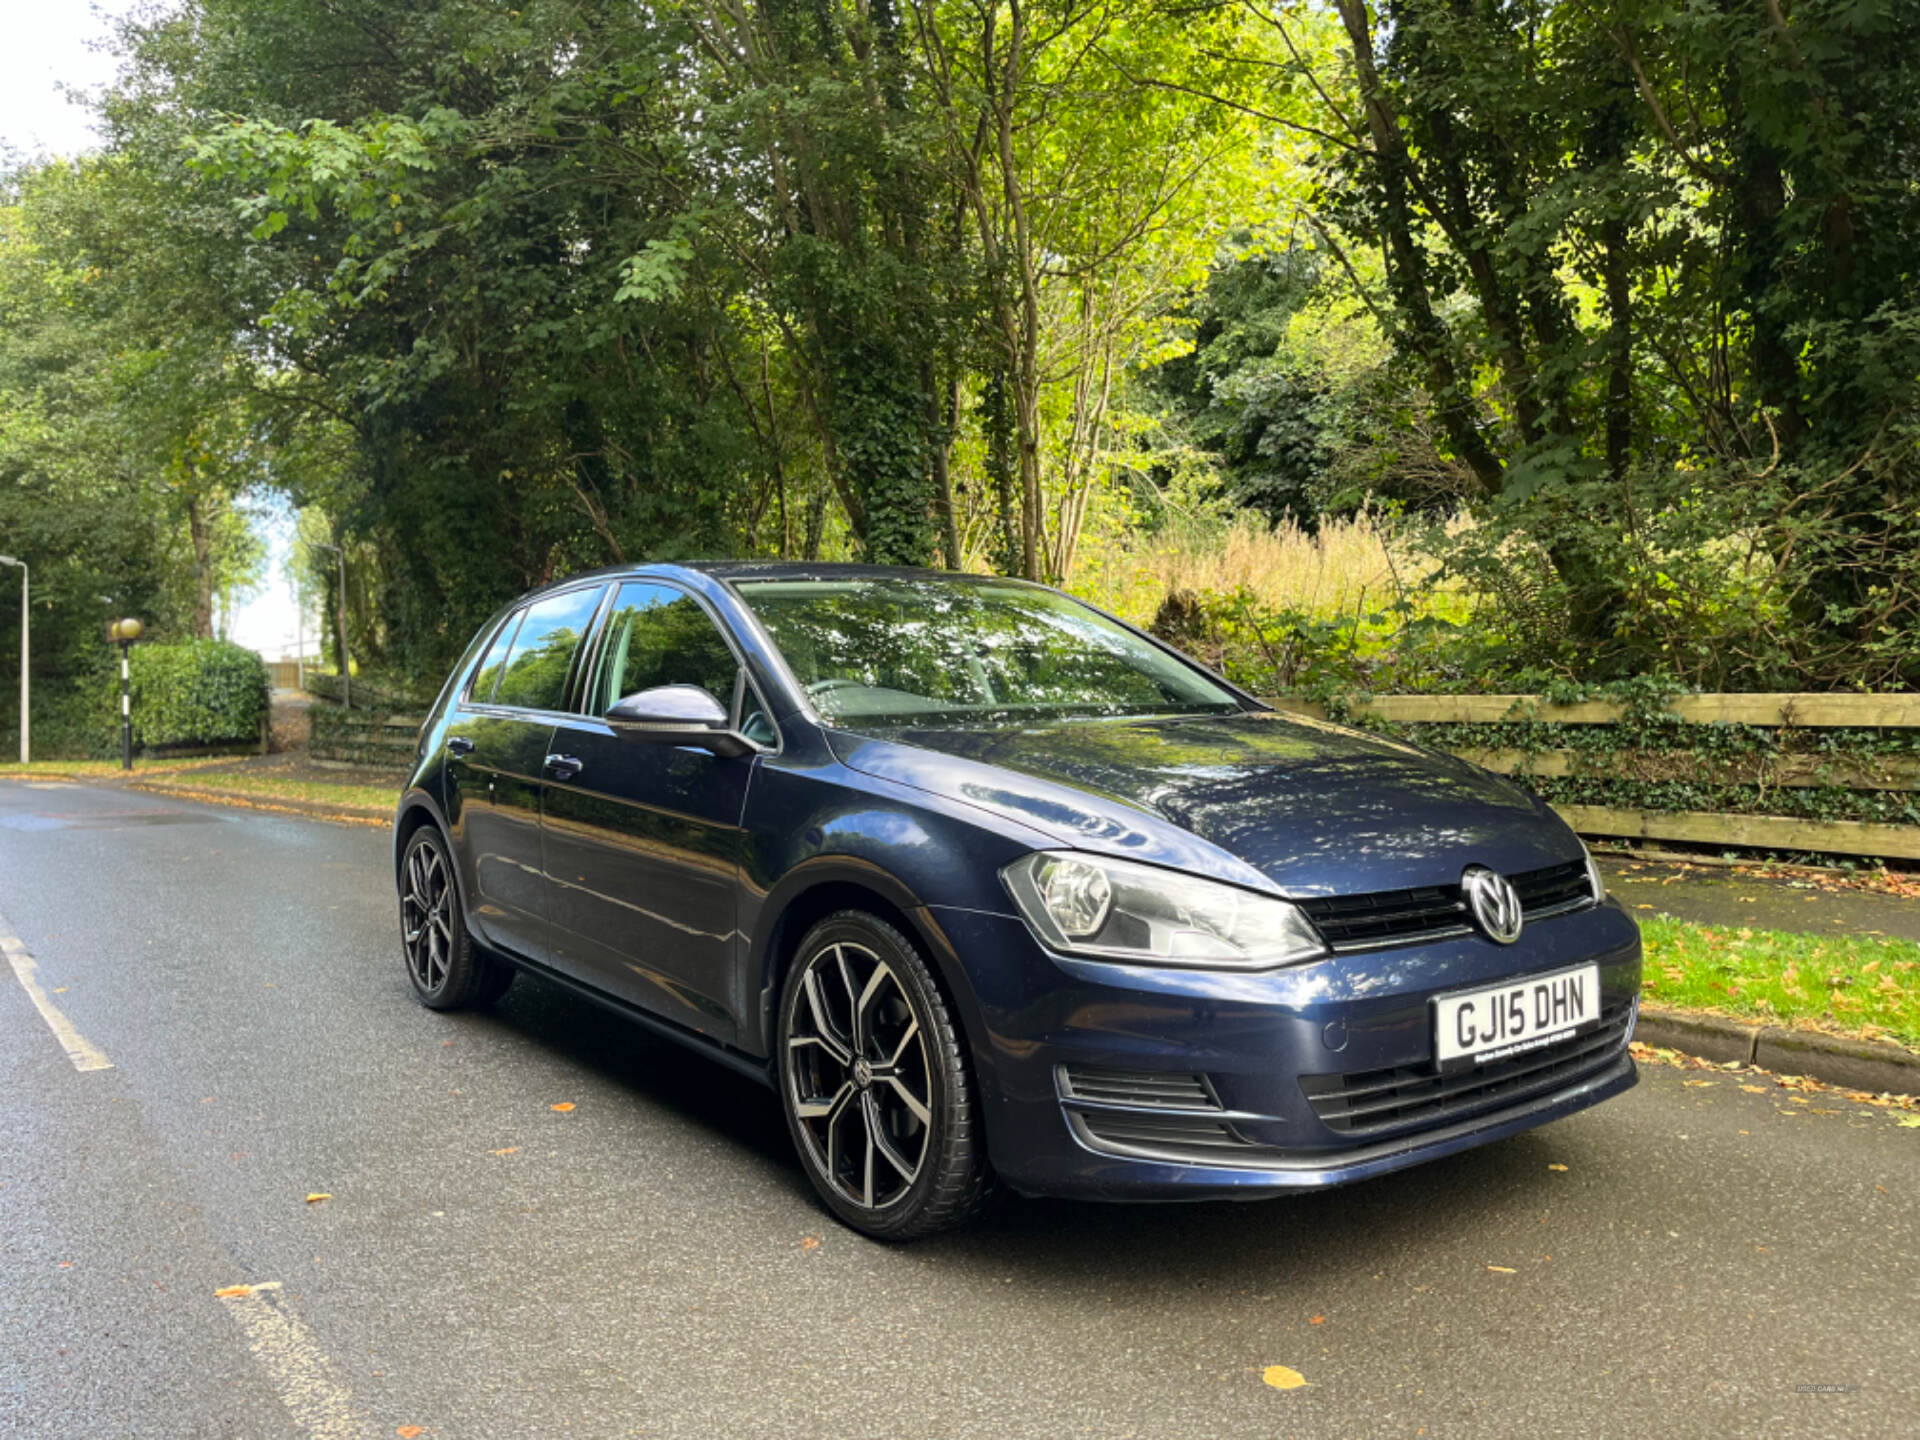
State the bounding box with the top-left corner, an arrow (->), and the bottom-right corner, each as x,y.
1058,1066 -> 1218,1110
1077,1109 -> 1246,1154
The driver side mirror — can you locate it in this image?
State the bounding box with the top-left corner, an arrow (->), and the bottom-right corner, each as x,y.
605,685 -> 752,757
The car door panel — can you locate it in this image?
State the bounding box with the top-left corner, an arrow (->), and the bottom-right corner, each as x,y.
540,581 -> 767,1043
442,583 -> 609,966
445,709 -> 557,962
541,725 -> 753,1039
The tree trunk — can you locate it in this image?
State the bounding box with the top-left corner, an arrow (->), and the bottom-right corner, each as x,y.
932,369 -> 965,569
1332,0 -> 1504,495
186,493 -> 215,639
983,368 -> 1021,575
995,0 -> 1046,580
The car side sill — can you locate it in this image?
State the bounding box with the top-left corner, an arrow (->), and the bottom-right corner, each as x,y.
503,952 -> 776,1089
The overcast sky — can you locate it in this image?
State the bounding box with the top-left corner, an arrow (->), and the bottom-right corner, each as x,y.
0,2 -> 143,159
4,2 -> 312,659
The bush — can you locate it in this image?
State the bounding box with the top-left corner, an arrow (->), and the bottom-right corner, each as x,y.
127,639 -> 269,748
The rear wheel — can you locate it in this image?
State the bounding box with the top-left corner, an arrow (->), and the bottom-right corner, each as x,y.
399,825 -> 514,1010
777,911 -> 997,1239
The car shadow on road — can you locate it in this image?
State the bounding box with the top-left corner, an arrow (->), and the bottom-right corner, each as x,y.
471,962 -> 1585,1278
941,1132 -> 1574,1291
476,966 -> 809,1181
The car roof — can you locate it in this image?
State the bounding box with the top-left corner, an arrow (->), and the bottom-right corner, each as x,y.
520,560 -> 1038,596
681,560 -> 1021,585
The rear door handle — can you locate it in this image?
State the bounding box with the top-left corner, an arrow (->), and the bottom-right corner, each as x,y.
446,736 -> 475,756
544,753 -> 585,781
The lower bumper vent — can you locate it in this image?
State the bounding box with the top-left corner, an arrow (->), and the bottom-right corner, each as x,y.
1058,1066 -> 1218,1110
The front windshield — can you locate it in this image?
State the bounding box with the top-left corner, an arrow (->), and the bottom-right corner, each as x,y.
734,577 -> 1242,727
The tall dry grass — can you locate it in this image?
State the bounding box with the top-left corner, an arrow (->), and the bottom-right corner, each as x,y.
1072,510 -> 1452,627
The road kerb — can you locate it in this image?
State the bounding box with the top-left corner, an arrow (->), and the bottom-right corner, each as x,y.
1636,1003 -> 1919,1096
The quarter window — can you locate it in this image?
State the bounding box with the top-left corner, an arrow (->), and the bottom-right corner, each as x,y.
492,586 -> 606,712
469,611 -> 523,704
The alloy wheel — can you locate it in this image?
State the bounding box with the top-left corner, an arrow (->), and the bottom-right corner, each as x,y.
785,940 -> 935,1212
401,841 -> 455,994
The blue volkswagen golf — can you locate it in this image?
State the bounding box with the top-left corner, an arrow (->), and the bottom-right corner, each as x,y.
394,563 -> 1640,1238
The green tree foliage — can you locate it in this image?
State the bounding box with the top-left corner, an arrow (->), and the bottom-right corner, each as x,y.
1269,0 -> 1920,684
0,157 -> 284,755
5,0 -> 1917,723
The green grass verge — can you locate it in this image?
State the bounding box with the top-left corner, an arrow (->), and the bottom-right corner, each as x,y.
1640,916 -> 1920,1050
136,770 -> 400,813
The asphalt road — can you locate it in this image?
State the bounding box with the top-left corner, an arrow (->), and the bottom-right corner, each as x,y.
2,781 -> 1915,1440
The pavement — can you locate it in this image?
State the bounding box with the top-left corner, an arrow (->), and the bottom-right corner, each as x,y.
1598,854 -> 1920,942
2,780 -> 1917,1439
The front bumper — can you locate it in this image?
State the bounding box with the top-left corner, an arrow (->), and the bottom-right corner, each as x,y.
927,897 -> 1642,1200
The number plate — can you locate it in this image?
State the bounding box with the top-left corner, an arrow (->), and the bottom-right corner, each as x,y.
1433,964 -> 1600,1073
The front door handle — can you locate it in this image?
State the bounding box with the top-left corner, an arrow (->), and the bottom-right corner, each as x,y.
544,753 -> 585,781
446,735 -> 475,756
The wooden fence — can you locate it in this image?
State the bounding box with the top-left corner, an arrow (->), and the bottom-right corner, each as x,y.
308,706 -> 422,770
1268,693 -> 1920,862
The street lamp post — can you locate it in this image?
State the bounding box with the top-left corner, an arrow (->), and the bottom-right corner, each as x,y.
311,541 -> 350,710
110,618 -> 145,770
0,556 -> 26,765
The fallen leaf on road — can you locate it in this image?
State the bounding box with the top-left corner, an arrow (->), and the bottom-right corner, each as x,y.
489,1147 -> 519,1156
1741,1084 -> 1768,1093
1309,1314 -> 1325,1325
1486,1265 -> 1517,1274
1262,1365 -> 1307,1390
1683,1080 -> 1716,1088
801,1235 -> 821,1251
550,1102 -> 576,1113
214,1285 -> 253,1298
1547,1163 -> 1568,1172
397,1428 -> 425,1438
1897,1116 -> 1920,1128
305,1193 -> 333,1204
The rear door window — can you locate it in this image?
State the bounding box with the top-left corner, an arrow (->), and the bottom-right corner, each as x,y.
493,586 -> 607,713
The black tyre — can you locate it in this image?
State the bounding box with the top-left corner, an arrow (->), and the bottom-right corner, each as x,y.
398,825 -> 514,1010
777,911 -> 998,1239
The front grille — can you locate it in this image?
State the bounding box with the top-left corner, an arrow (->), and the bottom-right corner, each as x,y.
1298,860 -> 1598,952
1297,884 -> 1468,948
1058,1066 -> 1218,1110
1511,859 -> 1594,917
1301,998 -> 1634,1135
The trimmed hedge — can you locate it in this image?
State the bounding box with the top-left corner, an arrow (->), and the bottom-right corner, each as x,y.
128,639 -> 270,748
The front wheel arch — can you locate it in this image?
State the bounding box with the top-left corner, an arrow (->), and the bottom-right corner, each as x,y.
750,865 -> 978,1055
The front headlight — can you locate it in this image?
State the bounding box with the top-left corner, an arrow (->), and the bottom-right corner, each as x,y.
1001,852 -> 1327,970
1582,839 -> 1607,902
